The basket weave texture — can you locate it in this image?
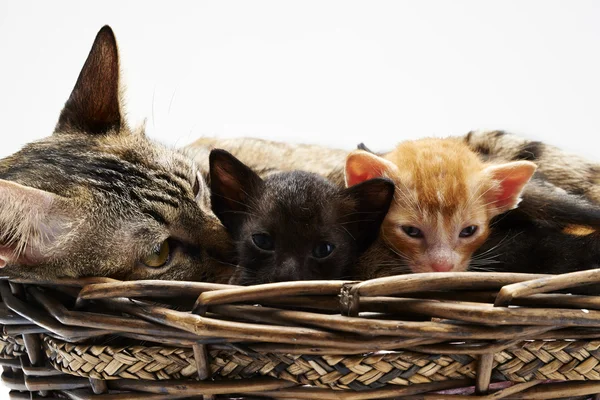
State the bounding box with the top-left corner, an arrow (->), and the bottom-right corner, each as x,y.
4,269 -> 600,399
43,337 -> 600,385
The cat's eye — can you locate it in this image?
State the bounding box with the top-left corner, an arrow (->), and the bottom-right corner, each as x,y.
252,233 -> 274,251
141,240 -> 171,268
459,225 -> 478,238
402,226 -> 424,238
312,242 -> 335,259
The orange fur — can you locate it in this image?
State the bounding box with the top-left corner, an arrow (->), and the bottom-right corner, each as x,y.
346,138 -> 537,273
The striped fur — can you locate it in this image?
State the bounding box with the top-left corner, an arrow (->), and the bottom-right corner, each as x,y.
189,137 -> 348,187
464,130 -> 600,204
0,26 -> 232,282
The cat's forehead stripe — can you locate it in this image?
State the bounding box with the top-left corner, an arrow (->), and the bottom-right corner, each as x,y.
151,171 -> 191,195
0,138 -> 193,223
140,207 -> 168,225
86,155 -> 187,200
389,138 -> 481,216
131,190 -> 180,210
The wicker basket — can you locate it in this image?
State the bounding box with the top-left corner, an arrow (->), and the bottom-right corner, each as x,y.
5,270 -> 600,399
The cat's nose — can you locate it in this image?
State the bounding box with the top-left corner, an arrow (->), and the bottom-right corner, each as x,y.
272,258 -> 302,282
430,262 -> 454,272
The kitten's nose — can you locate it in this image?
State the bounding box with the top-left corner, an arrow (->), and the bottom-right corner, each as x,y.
430,262 -> 454,272
273,258 -> 301,282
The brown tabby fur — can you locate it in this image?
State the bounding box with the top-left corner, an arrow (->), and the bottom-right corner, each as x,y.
464,130 -> 600,205
190,137 -> 347,187
0,26 -> 233,282
189,132 -> 600,206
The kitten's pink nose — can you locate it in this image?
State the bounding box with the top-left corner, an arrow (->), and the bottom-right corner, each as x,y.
430,262 -> 453,272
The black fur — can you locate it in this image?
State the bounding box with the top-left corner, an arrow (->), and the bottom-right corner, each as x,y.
517,179 -> 600,229
357,143 -> 374,153
209,149 -> 394,285
475,214 -> 600,294
473,179 -> 600,294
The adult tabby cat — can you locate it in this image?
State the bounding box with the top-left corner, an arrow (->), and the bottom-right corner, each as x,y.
0,26 -> 232,282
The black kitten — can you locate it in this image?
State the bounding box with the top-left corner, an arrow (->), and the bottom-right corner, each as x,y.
209,149 -> 395,285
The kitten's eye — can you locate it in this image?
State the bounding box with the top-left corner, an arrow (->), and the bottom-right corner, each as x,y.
459,225 -> 478,238
312,242 -> 335,259
252,233 -> 274,251
402,226 -> 424,238
141,240 -> 171,268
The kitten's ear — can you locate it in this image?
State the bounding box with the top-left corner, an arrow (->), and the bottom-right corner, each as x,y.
209,149 -> 263,231
345,150 -> 398,187
0,180 -> 75,268
341,178 -> 395,251
55,25 -> 125,135
483,161 -> 537,216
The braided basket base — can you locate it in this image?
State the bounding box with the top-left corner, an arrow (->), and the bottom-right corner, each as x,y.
0,335 -> 25,360
7,271 -> 600,398
42,336 -> 600,391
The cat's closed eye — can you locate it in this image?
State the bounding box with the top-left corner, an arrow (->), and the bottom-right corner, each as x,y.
252,233 -> 275,251
401,226 -> 424,238
141,240 -> 171,268
459,225 -> 478,238
312,242 -> 335,259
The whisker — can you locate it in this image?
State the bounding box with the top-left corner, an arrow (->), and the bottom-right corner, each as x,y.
380,231 -> 410,261
469,266 -> 499,272
339,211 -> 381,218
206,255 -> 239,269
339,219 -> 377,225
219,210 -> 260,218
339,225 -> 356,241
211,193 -> 249,208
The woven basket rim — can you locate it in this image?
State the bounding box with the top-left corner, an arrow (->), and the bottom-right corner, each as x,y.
5,268 -> 600,398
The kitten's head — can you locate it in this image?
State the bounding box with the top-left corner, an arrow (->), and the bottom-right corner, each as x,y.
346,138 -> 536,273
209,150 -> 394,284
0,26 -> 233,282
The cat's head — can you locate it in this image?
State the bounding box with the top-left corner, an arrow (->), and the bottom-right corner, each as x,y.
346,138 -> 536,273
209,149 -> 394,284
0,26 -> 233,282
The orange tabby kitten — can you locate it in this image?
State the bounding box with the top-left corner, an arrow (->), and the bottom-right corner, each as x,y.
346,137 -> 537,273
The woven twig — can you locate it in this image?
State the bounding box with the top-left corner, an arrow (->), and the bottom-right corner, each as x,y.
5,270 -> 600,398
0,334 -> 25,359
41,336 -> 600,390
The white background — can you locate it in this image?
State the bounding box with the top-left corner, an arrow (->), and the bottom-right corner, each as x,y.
1,1 -> 600,160
0,0 -> 599,396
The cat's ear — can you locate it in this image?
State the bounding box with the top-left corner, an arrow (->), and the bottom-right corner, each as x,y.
345,150 -> 398,187
483,161 -> 537,216
55,25 -> 125,135
0,180 -> 75,268
209,149 -> 263,231
340,178 -> 395,251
